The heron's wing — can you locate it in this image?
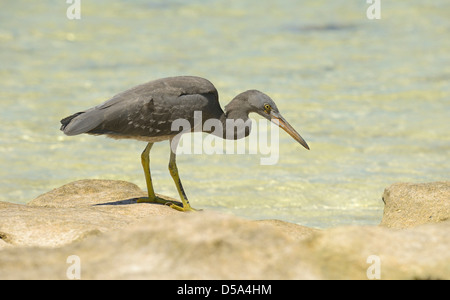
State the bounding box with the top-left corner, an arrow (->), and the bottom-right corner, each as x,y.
61,76 -> 223,138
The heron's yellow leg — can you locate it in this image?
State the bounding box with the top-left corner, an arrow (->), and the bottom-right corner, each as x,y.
167,146 -> 199,212
137,143 -> 178,206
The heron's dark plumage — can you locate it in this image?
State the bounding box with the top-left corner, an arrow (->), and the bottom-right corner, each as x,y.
60,75 -> 309,211
61,75 -> 309,149
61,76 -> 223,140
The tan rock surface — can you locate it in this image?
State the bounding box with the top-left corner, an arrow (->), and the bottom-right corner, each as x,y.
0,179 -> 449,280
381,181 -> 450,228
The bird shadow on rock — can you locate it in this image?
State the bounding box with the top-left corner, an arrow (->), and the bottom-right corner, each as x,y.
92,197 -> 182,207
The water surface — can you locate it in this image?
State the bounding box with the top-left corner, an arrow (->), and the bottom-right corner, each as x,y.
1,0 -> 449,228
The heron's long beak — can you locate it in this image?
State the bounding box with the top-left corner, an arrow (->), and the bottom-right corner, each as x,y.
270,112 -> 310,150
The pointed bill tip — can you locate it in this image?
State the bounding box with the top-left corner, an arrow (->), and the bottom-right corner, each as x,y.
270,113 -> 310,151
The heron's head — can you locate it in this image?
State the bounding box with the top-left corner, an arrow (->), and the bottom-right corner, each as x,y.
246,90 -> 310,150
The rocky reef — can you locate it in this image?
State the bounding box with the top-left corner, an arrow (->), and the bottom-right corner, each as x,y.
0,180 -> 449,279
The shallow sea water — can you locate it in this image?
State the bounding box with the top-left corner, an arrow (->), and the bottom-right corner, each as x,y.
0,0 -> 449,228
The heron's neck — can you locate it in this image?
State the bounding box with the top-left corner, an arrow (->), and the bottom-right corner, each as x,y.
217,97 -> 252,140
224,95 -> 252,120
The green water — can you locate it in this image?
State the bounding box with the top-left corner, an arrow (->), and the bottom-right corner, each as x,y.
0,1 -> 449,228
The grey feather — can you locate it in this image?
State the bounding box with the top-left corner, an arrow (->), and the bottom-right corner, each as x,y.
60,76 -> 223,139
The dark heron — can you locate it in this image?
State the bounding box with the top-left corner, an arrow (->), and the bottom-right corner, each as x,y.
60,76 -> 309,211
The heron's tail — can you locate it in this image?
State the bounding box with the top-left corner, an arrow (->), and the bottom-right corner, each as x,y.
60,109 -> 103,136
60,112 -> 84,134
60,112 -> 82,129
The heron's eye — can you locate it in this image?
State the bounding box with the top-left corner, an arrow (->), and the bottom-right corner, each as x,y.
264,104 -> 271,113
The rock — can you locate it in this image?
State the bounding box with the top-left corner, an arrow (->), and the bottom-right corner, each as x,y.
0,180 -> 180,247
305,221 -> 450,280
0,213 -> 448,280
29,179 -> 167,208
0,179 -> 449,279
0,212 -> 319,280
381,181 -> 450,228
257,219 -> 319,240
0,201 -> 132,248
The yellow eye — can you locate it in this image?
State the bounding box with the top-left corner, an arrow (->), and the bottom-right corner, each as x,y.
264,104 -> 271,113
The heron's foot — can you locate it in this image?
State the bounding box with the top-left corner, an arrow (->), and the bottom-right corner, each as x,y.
167,202 -> 201,212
